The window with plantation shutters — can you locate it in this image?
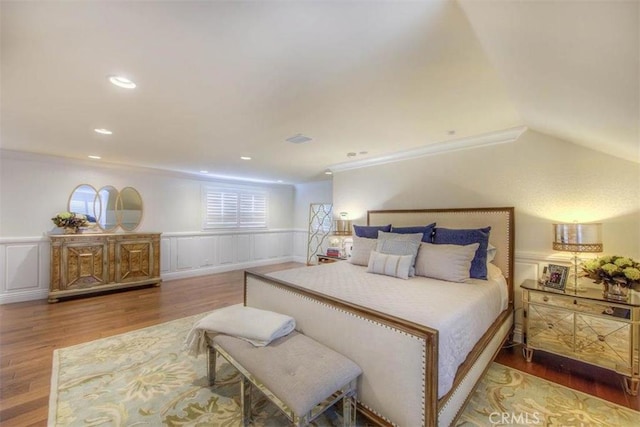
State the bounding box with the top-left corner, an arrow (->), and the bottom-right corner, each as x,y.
239,192 -> 266,227
202,186 -> 267,229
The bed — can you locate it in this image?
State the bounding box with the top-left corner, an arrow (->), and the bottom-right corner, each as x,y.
244,207 -> 514,426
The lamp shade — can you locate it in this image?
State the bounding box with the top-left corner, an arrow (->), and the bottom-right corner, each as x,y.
334,219 -> 352,236
553,223 -> 603,253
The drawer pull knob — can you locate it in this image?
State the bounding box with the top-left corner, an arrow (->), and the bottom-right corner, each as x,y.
543,296 -> 549,302
547,323 -> 554,329
604,307 -> 614,315
597,335 -> 605,342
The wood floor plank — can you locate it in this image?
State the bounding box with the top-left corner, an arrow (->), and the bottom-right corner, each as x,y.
1,261 -> 638,426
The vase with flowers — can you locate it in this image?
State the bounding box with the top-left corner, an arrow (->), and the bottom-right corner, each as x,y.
51,212 -> 89,234
582,255 -> 640,301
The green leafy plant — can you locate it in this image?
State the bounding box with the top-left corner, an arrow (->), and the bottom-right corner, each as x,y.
582,255 -> 640,288
51,212 -> 89,230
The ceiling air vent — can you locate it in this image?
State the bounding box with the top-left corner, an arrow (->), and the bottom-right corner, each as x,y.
286,134 -> 312,144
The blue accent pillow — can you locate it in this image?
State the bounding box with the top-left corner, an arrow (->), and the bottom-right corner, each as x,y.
353,224 -> 391,239
391,223 -> 436,242
433,227 -> 491,279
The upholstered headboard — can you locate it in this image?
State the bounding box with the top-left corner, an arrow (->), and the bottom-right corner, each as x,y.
368,207 -> 515,304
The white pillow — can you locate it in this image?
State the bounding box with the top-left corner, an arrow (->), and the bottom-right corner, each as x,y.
376,231 -> 423,276
487,243 -> 497,263
366,250 -> 413,280
348,236 -> 378,266
486,262 -> 504,279
415,242 -> 480,283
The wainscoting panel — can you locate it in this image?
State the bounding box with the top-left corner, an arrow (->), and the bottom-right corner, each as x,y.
198,236 -> 218,267
0,238 -> 50,303
293,230 -> 308,264
253,234 -> 269,261
176,237 -> 197,270
160,238 -> 171,273
5,243 -> 40,291
237,235 -> 252,263
159,230 -> 296,282
218,235 -> 237,265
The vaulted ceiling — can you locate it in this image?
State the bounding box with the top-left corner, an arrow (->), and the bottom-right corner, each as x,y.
1,1 -> 637,184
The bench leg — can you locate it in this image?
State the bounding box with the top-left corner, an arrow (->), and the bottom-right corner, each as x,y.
240,375 -> 252,426
207,346 -> 217,386
342,386 -> 357,427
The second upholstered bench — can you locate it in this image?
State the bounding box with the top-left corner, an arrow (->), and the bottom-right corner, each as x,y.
208,331 -> 362,426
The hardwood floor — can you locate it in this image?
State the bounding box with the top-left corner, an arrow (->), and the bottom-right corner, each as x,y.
1,262 -> 638,426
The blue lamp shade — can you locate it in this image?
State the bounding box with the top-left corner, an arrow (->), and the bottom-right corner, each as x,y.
552,223 -> 603,253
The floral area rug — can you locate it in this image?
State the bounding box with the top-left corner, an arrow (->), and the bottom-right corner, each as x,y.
50,313 -> 639,426
456,364 -> 639,426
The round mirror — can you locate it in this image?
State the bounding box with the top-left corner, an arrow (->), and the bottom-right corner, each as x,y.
95,186 -> 119,231
67,184 -> 98,223
117,186 -> 143,231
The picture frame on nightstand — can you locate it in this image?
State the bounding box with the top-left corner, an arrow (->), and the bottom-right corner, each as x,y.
545,264 -> 569,290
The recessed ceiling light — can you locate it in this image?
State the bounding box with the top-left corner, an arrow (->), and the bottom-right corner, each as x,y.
94,128 -> 112,135
240,156 -> 252,160
109,75 -> 136,89
324,170 -> 333,175
88,155 -> 101,160
277,180 -> 283,183
200,170 -> 209,174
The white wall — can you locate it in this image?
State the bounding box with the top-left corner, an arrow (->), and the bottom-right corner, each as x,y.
332,129 -> 640,341
333,129 -> 639,258
0,150 -> 298,303
293,180 -> 333,229
0,150 -> 294,236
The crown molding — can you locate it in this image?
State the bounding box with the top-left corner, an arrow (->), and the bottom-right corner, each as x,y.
0,149 -> 293,188
329,125 -> 527,173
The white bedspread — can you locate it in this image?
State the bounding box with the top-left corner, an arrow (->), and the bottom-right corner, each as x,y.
267,262 -> 508,398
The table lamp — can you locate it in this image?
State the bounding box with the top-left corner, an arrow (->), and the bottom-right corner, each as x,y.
552,223 -> 603,291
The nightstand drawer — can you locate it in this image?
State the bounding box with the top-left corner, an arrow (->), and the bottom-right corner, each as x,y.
527,304 -> 574,357
574,300 -> 631,320
529,292 -> 575,310
529,291 -> 631,320
575,314 -> 631,374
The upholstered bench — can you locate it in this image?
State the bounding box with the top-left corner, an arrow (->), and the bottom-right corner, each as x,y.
208,331 -> 362,426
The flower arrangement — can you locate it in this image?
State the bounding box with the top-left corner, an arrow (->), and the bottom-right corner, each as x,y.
582,255 -> 640,289
51,212 -> 89,232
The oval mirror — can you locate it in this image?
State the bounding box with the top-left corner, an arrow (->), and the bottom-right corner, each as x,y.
95,185 -> 119,231
117,186 -> 143,231
67,184 -> 98,223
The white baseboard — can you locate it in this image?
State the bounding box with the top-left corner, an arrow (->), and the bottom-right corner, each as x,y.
0,289 -> 49,305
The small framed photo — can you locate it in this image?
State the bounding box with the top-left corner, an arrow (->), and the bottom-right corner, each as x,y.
546,264 -> 569,290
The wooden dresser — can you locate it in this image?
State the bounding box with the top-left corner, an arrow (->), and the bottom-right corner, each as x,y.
521,279 -> 639,395
49,232 -> 162,303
